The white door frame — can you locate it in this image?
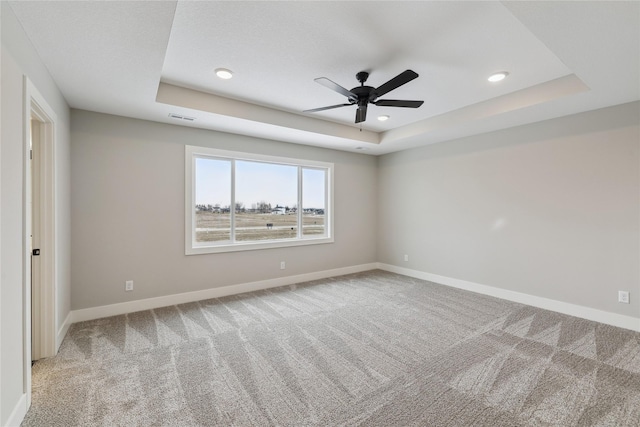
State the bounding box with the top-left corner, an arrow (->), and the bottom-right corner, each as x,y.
31,119 -> 43,360
23,76 -> 57,407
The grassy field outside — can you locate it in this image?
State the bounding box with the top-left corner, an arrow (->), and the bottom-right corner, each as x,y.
195,211 -> 325,242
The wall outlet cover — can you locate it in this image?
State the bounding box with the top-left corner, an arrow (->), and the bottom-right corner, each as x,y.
618,290 -> 629,304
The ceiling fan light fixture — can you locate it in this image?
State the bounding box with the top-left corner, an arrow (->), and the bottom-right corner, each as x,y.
488,71 -> 509,82
378,115 -> 390,121
215,68 -> 233,79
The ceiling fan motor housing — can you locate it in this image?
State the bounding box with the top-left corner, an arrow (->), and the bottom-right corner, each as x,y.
353,71 -> 375,102
351,85 -> 375,103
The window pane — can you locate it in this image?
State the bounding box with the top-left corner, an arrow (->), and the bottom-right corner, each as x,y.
235,160 -> 298,241
302,168 -> 326,236
195,158 -> 231,242
187,145 -> 333,255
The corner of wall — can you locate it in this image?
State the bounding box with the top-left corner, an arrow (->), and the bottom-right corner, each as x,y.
377,263 -> 640,332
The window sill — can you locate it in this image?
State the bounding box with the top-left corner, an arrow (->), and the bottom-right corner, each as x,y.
186,236 -> 334,255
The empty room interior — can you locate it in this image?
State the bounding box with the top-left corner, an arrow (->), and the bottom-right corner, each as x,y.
1,1 -> 639,426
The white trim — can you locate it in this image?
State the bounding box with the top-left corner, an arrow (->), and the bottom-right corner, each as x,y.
23,77 -> 58,414
188,236 -> 335,255
5,393 -> 27,427
27,78 -> 57,360
22,76 -> 33,412
56,310 -> 72,351
70,263 -> 377,323
377,263 -> 640,332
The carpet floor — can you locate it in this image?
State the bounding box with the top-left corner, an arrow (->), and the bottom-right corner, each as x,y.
22,270 -> 640,426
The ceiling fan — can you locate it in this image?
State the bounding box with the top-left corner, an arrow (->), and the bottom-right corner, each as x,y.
304,70 -> 424,124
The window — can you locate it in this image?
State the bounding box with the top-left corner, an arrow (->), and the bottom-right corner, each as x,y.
186,145 -> 333,254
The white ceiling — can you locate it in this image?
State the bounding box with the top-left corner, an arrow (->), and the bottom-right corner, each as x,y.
8,1 -> 640,155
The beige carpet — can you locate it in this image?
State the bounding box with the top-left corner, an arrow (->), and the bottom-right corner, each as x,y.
23,270 -> 640,426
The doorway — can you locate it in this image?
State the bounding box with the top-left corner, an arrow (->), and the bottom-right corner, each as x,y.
23,77 -> 57,408
30,118 -> 43,361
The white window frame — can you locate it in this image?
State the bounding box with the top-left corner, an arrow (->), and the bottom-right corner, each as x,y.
185,145 -> 334,255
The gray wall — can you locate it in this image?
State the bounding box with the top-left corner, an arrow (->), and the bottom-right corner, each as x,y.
378,102 -> 640,320
70,110 -> 378,310
1,2 -> 71,423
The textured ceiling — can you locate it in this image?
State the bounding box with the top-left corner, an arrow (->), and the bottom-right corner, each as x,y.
8,1 -> 640,155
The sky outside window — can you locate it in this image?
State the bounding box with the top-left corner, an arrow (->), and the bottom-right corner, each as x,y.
195,157 -> 231,207
236,160 -> 297,209
195,158 -> 326,209
302,168 -> 326,210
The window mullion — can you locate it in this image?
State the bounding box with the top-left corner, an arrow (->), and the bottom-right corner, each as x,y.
325,167 -> 329,237
298,167 -> 303,239
192,155 -> 198,245
230,159 -> 236,242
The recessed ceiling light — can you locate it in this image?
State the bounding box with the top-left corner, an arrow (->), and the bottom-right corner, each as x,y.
378,115 -> 390,121
488,71 -> 509,82
215,68 -> 233,79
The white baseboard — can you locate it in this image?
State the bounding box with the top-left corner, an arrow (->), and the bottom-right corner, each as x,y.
56,310 -> 72,352
5,393 -> 27,427
377,263 -> 640,332
70,263 -> 377,323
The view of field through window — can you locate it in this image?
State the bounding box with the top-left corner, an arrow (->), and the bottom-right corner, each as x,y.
194,157 -> 326,243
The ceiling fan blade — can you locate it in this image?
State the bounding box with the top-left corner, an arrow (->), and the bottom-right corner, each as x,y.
355,103 -> 368,123
371,70 -> 419,99
303,103 -> 352,113
374,99 -> 424,108
314,77 -> 358,101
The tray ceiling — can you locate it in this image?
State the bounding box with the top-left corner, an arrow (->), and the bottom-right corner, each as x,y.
8,1 -> 639,154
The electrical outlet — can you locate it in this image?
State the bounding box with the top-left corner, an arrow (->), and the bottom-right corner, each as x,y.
280,261 -> 286,270
618,290 -> 629,304
125,280 -> 134,292
404,254 -> 409,262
